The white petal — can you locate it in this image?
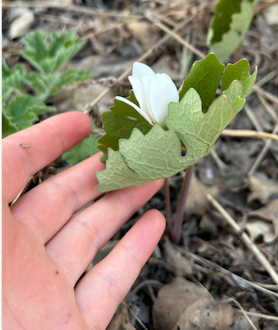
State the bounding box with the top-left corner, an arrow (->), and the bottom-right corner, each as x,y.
143,75 -> 156,123
128,76 -> 149,118
132,62 -> 155,83
115,96 -> 153,125
149,74 -> 179,126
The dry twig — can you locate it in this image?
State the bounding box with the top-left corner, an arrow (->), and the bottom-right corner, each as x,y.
206,194 -> 278,285
221,129 -> 278,141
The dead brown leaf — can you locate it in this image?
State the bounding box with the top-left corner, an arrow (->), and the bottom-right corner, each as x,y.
173,298 -> 233,330
185,173 -> 222,216
152,277 -> 210,330
161,237 -> 193,276
247,175 -> 278,204
248,199 -> 278,238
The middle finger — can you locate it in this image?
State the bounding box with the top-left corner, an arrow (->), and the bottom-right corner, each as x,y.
45,179 -> 164,286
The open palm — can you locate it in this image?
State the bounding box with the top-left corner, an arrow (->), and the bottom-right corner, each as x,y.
3,112 -> 165,330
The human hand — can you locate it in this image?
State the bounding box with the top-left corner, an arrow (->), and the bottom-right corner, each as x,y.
2,112 -> 165,330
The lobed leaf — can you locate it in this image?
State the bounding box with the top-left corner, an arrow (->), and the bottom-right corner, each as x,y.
2,104 -> 18,138
96,87 -> 241,191
7,95 -> 55,130
62,134 -> 99,165
96,148 -> 152,192
222,58 -> 257,95
96,56 -> 257,192
58,69 -> 93,87
97,91 -> 152,157
178,53 -> 225,112
8,97 -> 38,130
2,60 -> 26,97
208,0 -> 259,63
24,72 -> 61,100
21,30 -> 86,74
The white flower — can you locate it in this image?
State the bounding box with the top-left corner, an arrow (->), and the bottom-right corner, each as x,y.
116,62 -> 179,126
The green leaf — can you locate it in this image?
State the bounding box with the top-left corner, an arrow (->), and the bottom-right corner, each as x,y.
222,58 -> 257,95
96,58 -> 257,192
8,95 -> 55,130
2,86 -> 14,102
58,69 -> 93,86
24,72 -> 61,100
24,70 -> 93,100
178,53 -> 225,112
221,59 -> 257,110
96,148 -> 152,192
9,96 -> 38,130
62,134 -> 99,165
97,91 -> 152,156
2,104 -> 18,138
21,30 -> 49,61
96,86 -> 239,192
48,31 -> 78,57
208,0 -> 259,63
21,30 -> 86,74
2,59 -> 25,79
2,60 -> 26,96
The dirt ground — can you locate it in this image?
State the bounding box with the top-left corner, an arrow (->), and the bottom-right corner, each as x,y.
2,0 -> 278,329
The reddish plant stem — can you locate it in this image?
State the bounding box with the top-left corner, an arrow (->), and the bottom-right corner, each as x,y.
164,178 -> 173,240
172,165 -> 194,245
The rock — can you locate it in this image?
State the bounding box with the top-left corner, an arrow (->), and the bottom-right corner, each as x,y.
9,10 -> 35,40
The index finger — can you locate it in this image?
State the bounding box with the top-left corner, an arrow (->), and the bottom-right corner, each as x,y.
2,111 -> 92,203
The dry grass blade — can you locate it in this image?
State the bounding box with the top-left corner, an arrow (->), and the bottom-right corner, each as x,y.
209,147 -> 227,175
255,68 -> 278,88
11,176 -> 33,205
248,123 -> 278,175
254,0 -> 278,15
206,194 -> 278,285
121,301 -> 148,330
221,129 -> 278,141
152,21 -> 206,59
248,94 -> 278,175
188,252 -> 278,299
227,298 -> 258,330
240,311 -> 278,322
244,104 -> 278,165
257,94 -> 278,122
252,85 -> 278,106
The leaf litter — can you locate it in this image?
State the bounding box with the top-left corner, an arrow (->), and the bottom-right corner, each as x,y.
2,0 -> 278,329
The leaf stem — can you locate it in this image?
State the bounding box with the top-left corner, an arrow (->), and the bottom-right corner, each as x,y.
164,178 -> 173,239
172,165 -> 194,245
